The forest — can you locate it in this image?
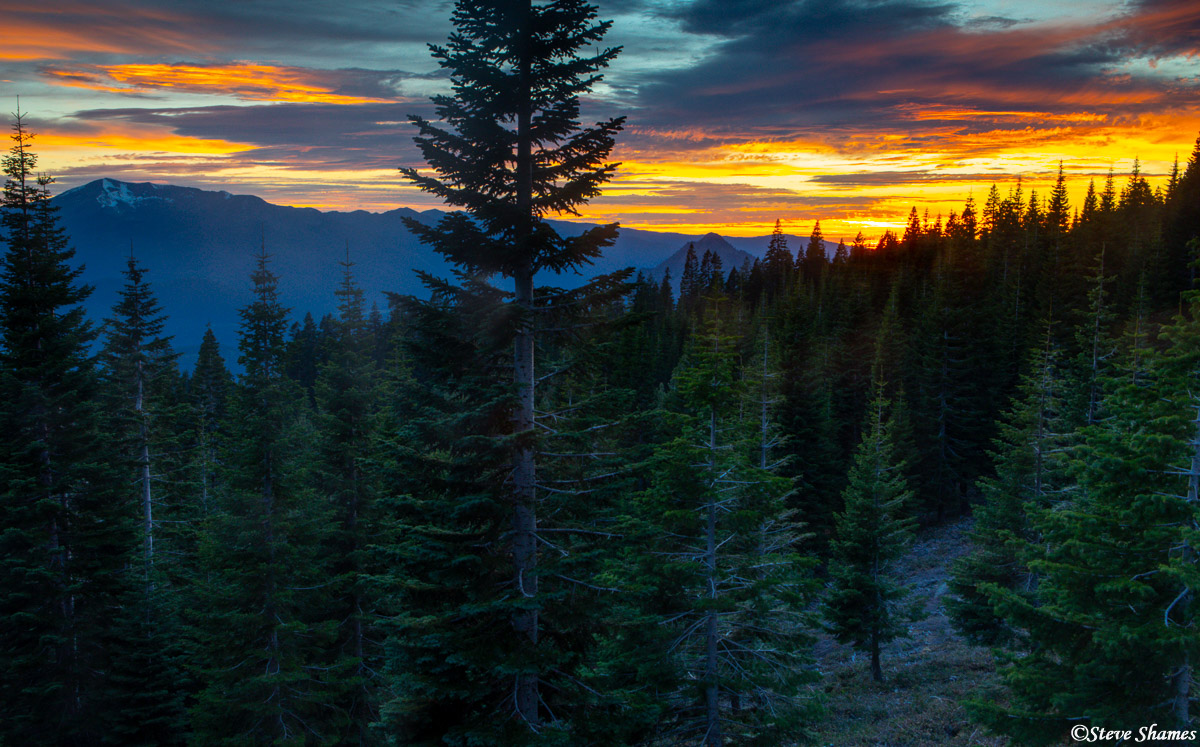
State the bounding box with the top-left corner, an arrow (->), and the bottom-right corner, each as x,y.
4,1 -> 1200,745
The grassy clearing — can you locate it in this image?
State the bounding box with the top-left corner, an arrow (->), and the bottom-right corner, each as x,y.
805,519 -> 1009,746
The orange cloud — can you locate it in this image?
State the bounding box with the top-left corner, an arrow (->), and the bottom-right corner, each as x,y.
38,130 -> 251,155
42,62 -> 398,105
902,106 -> 1109,123
0,7 -> 202,60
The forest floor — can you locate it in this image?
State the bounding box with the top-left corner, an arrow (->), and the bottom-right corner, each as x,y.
806,518 -> 1009,746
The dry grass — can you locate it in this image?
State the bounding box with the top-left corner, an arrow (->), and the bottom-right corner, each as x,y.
805,519 -> 1009,747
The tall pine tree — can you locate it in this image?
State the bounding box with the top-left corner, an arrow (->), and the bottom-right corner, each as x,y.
189,250 -> 340,743
824,387 -> 915,682
387,0 -> 626,738
0,114 -> 134,744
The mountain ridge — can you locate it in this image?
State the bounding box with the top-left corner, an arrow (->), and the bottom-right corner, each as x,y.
53,179 -> 831,366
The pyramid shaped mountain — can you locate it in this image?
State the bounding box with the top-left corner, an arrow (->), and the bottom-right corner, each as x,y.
652,233 -> 757,286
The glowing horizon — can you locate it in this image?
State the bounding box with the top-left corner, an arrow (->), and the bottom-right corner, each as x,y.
4,0 -> 1199,242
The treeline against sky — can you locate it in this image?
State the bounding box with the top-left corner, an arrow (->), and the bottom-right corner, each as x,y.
4,108 -> 1200,744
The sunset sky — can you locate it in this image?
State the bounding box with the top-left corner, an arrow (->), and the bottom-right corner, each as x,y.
3,0 -> 1199,239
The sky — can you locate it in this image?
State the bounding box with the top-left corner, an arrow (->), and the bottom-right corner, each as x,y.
3,0 -> 1199,240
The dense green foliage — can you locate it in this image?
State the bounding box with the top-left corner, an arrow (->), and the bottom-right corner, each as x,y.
824,388 -> 915,683
0,114 -> 137,745
4,6 -> 1200,745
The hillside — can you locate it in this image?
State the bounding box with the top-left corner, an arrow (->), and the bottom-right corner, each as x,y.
809,520 -> 1004,746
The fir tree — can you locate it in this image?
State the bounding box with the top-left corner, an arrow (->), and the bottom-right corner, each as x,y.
681,242 -> 700,310
699,248 -> 713,290
804,220 -> 826,278
833,238 -> 848,265
1099,168 -> 1117,215
189,251 -> 339,743
97,253 -> 190,744
1080,179 -> 1098,225
0,113 -> 135,744
1046,161 -> 1070,244
627,304 -> 819,744
706,250 -> 723,292
191,326 -> 230,518
387,0 -> 626,738
849,230 -> 868,262
824,387 -> 915,682
98,254 -> 179,591
947,321 -> 1068,645
1068,246 -> 1116,427
902,207 -> 922,252
763,219 -> 792,295
972,284 -> 1200,741
312,252 -> 385,742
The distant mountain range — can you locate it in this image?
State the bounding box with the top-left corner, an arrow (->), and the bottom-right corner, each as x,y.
53,179 -> 830,366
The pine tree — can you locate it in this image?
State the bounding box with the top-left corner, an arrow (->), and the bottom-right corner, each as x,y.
312,252 -> 385,742
763,219 -> 793,295
626,304 -> 819,744
189,251 -> 339,743
1099,168 -> 1117,215
910,272 -> 972,521
97,253 -> 191,744
775,294 -> 844,547
191,326 -> 230,518
947,321 -> 1068,645
285,311 -> 322,404
1068,247 -> 1116,427
804,220 -> 826,278
1164,133 -> 1200,298
707,250 -> 723,292
849,230 -> 868,262
902,207 -> 922,252
971,284 -> 1200,741
833,238 -> 848,265
0,113 -> 135,744
377,279 -> 532,745
981,184 -> 1001,241
699,248 -> 713,290
1080,179 -> 1098,225
824,387 -> 915,682
1046,161 -> 1070,244
681,242 -> 700,310
387,0 -> 626,737
99,254 -> 179,592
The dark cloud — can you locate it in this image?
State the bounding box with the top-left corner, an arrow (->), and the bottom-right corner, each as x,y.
0,0 -> 455,65
1118,0 -> 1200,58
964,16 -> 1028,30
629,0 -> 1200,144
670,0 -> 955,41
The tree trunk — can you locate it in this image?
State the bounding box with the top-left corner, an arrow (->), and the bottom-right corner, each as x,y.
1172,397 -> 1200,726
1174,653 -> 1191,728
511,0 -> 540,729
1086,246 -> 1106,426
871,632 -> 882,683
704,312 -> 723,745
705,403 -> 721,747
137,360 -> 153,593
262,444 -> 284,738
760,329 -> 770,471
